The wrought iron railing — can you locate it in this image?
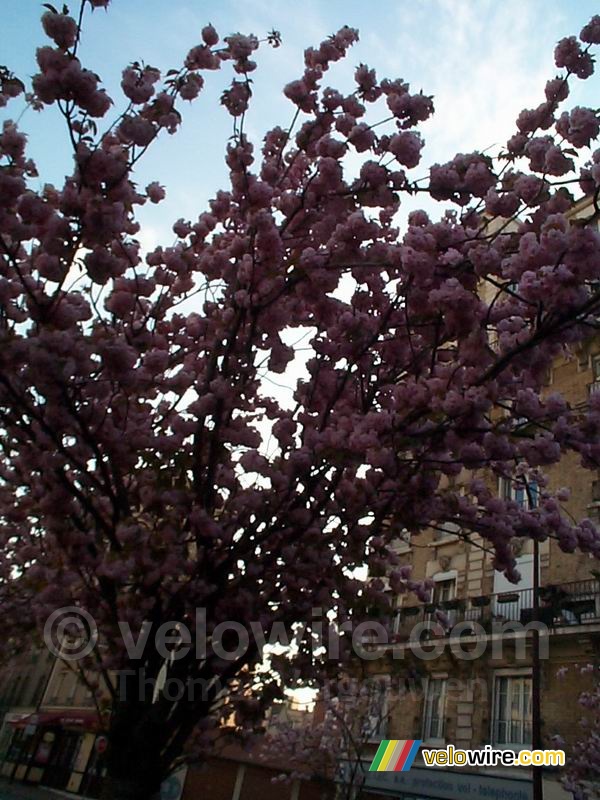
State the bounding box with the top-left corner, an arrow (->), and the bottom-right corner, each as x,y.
389,578 -> 600,640
589,381 -> 600,396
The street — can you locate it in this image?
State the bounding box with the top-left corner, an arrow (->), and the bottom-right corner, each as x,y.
0,779 -> 65,799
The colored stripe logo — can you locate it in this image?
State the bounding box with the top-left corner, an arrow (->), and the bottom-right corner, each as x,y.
369,740 -> 421,772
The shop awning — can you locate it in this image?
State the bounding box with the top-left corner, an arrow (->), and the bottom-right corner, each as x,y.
9,710 -> 101,731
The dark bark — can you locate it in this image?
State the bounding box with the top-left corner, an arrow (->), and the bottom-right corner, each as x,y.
100,774 -> 162,800
100,742 -> 165,800
100,704 -> 166,800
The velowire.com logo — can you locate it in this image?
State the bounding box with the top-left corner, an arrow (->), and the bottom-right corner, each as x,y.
369,740 -> 422,772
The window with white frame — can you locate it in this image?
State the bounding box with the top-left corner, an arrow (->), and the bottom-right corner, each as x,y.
590,355 -> 600,396
427,572 -> 458,624
499,476 -> 538,510
433,578 -> 456,604
361,675 -> 389,741
48,668 -> 67,705
492,673 -> 532,749
422,677 -> 447,743
392,593 -> 404,634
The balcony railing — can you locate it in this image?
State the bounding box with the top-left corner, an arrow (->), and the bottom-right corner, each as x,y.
589,381 -> 600,396
389,579 -> 600,641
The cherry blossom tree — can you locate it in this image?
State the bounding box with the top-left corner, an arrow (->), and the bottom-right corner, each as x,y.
2,3 -> 600,798
554,664 -> 600,800
264,674 -> 406,800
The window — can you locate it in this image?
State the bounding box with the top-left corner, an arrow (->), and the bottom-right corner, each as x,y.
433,579 -> 456,604
422,677 -> 447,743
499,477 -> 538,510
65,672 -> 78,703
392,594 -> 405,634
10,676 -> 23,707
493,674 -> 532,749
48,669 -> 67,705
362,676 -> 389,741
492,554 -> 535,620
32,675 -> 47,706
591,355 -> 600,396
428,572 -> 458,625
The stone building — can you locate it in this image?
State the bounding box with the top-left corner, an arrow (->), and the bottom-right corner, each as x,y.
0,653 -> 108,796
0,647 -> 55,766
345,195 -> 600,800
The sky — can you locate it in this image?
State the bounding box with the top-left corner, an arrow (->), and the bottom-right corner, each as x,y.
4,0 -> 599,431
2,0 -> 600,254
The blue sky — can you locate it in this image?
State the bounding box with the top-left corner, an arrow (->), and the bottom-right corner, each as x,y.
2,0 -> 600,250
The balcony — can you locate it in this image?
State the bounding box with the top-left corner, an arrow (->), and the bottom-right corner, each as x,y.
589,381 -> 600,396
390,579 -> 600,641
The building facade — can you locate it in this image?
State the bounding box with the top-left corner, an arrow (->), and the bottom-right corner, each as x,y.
341,196 -> 600,800
0,654 -> 108,796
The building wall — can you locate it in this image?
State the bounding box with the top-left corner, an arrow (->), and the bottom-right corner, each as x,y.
40,659 -> 97,710
183,757 -> 335,800
0,647 -> 55,761
357,196 -> 600,797
0,648 -> 55,720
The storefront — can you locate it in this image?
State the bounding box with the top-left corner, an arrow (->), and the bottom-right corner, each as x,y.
1,709 -> 106,797
338,761 -> 535,800
338,760 -> 573,800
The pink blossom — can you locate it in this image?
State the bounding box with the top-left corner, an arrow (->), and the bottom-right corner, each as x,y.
485,189 -> 520,218
185,45 -> 220,70
121,65 -> 161,104
555,36 -> 595,78
180,72 -> 204,101
556,106 -> 600,148
283,80 -> 314,112
354,63 -> 380,101
41,11 -> 78,50
118,115 -> 156,146
220,80 -> 251,117
580,15 -> 600,44
544,78 -> 569,103
202,24 -> 219,46
388,131 -> 423,168
348,123 -> 375,152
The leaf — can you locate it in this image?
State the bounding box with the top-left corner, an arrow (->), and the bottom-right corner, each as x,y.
42,3 -> 59,13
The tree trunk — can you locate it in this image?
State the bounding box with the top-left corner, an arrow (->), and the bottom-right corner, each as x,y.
100,775 -> 161,800
100,706 -> 166,800
100,753 -> 164,800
